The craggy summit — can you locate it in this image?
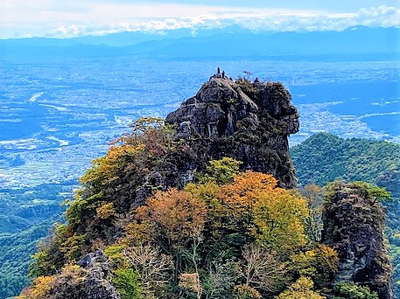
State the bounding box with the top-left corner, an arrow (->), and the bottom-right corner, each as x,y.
167,71 -> 299,188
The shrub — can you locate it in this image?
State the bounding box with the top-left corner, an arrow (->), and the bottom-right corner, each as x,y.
290,244 -> 338,287
277,276 -> 325,299
19,276 -> 55,298
96,202 -> 116,219
104,244 -> 128,268
333,282 -> 378,299
112,268 -> 142,299
234,284 -> 262,299
198,157 -> 242,184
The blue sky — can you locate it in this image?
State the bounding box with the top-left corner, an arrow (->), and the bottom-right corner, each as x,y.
0,0 -> 399,38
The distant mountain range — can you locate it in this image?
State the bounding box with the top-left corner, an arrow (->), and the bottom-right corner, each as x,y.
1,26 -> 399,60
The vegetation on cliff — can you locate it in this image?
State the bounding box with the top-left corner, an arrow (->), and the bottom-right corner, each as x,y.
18,77 -> 394,298
21,155 -> 338,297
20,119 -> 390,298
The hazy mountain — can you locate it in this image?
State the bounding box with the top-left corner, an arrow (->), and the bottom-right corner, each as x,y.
1,26 -> 398,60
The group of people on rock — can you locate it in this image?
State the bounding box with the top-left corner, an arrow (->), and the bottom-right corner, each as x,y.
214,67 -> 260,83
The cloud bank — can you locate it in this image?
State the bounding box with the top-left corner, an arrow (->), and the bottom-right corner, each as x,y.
0,1 -> 399,38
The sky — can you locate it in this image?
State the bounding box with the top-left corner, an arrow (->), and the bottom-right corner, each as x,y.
0,0 -> 399,38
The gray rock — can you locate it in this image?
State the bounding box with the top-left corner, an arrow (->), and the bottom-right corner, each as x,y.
322,182 -> 393,299
49,251 -> 120,299
166,76 -> 299,188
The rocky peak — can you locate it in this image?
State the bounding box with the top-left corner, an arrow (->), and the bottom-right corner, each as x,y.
322,182 -> 393,299
166,72 -> 299,188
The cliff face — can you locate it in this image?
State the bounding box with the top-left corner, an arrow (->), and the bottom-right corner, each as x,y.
166,75 -> 299,188
322,182 -> 393,299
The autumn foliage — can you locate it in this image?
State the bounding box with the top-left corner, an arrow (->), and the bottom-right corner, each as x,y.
112,169 -> 326,297
24,118 -> 340,298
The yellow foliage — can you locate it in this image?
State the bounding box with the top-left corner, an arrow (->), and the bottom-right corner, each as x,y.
81,144 -> 144,186
104,244 -> 129,268
124,221 -> 153,246
27,276 -> 55,298
126,171 -> 310,256
290,245 -> 338,286
276,277 -> 325,299
234,284 -> 262,299
58,264 -> 87,283
253,188 -> 309,253
215,171 -> 309,253
316,245 -> 339,274
185,181 -> 220,206
96,202 -> 116,219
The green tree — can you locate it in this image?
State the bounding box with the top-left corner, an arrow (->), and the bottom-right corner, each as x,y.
198,157 -> 242,184
112,268 -> 142,299
333,282 -> 378,299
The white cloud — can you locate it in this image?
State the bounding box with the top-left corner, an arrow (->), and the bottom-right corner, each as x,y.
0,1 -> 399,38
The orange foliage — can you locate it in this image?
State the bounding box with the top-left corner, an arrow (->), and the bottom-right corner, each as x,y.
215,171 -> 278,217
19,276 -> 55,299
133,189 -> 207,247
96,202 -> 116,219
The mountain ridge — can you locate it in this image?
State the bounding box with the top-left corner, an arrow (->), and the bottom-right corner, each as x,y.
1,27 -> 398,60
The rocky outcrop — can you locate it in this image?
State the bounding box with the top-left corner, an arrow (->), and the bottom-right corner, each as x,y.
322,182 -> 393,299
47,251 -> 120,299
166,75 -> 299,188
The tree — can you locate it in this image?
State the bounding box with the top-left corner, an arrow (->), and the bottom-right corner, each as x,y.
290,244 -> 338,288
300,184 -> 324,242
132,189 -> 207,251
251,185 -> 309,254
29,224 -> 71,278
96,202 -> 116,220
277,277 -> 325,299
123,245 -> 173,296
333,282 -> 379,299
79,144 -> 143,189
112,268 -> 142,299
19,276 -> 55,299
123,244 -> 173,297
108,170 -> 315,297
233,284 -> 262,299
179,273 -> 202,299
198,157 -> 242,185
240,244 -> 289,294
203,258 -> 238,299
